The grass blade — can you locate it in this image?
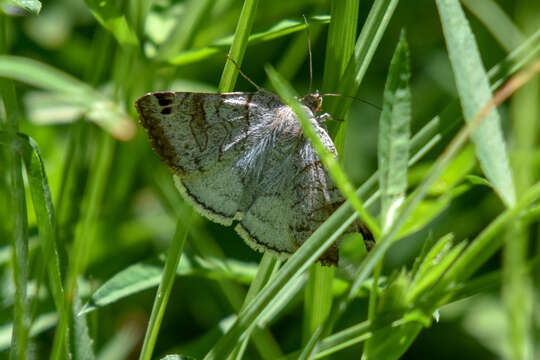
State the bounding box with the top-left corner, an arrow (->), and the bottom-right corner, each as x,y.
169,16 -> 329,67
461,0 -> 525,52
304,2 -> 359,345
437,0 -> 516,207
83,0 -> 139,47
139,220 -> 189,360
157,0 -> 214,60
327,0 -> 400,124
377,30 -> 411,229
0,132 -> 71,359
1,79 -> 29,360
0,56 -> 136,140
218,0 -> 259,93
322,0 -> 359,93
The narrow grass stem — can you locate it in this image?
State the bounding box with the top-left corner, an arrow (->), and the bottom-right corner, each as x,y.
139,219 -> 189,360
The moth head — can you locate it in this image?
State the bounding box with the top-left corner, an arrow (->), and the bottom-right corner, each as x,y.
300,91 -> 322,114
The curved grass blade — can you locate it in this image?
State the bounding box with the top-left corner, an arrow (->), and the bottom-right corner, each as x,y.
437,0 -> 516,207
80,257 -> 258,315
156,0 -> 214,60
169,16 -> 330,67
0,56 -> 135,140
84,0 -> 139,47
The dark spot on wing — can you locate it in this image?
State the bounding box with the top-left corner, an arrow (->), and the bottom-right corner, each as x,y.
155,93 -> 174,106
160,107 -> 172,115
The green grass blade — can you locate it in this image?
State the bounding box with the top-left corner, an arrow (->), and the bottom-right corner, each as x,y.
218,0 -> 259,93
443,180 -> 540,286
0,132 -> 71,359
156,0 -> 214,60
437,0 -> 516,207
327,0 -> 399,124
71,291 -> 95,360
322,0 -> 359,93
303,265 -> 334,344
65,133 -> 115,341
1,80 -> 29,360
299,33 -> 540,355
0,56 -> 136,140
461,0 -> 525,52
315,320 -> 371,358
0,55 -> 92,97
357,27 -> 539,213
377,30 -> 411,230
503,22 -> 538,358
228,253 -> 281,360
268,10 -> 326,88
169,16 -> 329,67
304,3 -> 358,343
139,220 -> 189,360
83,0 -> 139,47
81,257 -> 258,314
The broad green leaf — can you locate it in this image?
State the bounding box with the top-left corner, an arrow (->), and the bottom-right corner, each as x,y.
84,0 -> 139,46
168,16 -> 330,66
437,0 -> 516,207
5,0 -> 41,15
378,30 -> 411,230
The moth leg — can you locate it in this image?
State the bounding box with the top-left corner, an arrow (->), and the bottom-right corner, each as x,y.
316,113 -> 333,124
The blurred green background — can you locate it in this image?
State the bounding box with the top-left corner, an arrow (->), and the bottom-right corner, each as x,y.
0,0 -> 538,359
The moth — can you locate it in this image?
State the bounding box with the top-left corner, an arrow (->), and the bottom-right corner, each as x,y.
135,90 -> 373,265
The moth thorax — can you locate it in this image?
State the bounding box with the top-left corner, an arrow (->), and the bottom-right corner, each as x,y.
300,91 -> 322,114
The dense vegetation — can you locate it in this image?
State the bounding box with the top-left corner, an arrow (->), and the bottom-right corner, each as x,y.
0,0 -> 539,359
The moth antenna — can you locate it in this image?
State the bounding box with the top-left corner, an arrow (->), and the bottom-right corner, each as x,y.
226,53 -> 270,94
302,14 -> 313,94
321,93 -> 382,112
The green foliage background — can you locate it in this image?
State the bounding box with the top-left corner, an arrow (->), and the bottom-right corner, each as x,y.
0,0 -> 539,359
